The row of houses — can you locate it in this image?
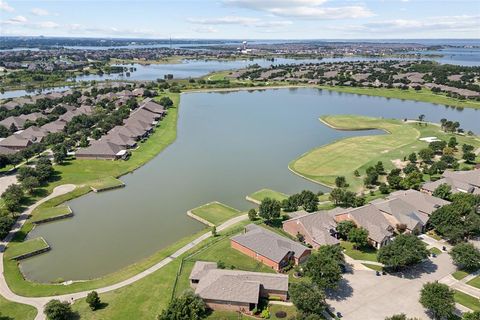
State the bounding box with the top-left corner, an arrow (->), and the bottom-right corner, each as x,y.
422,169 -> 480,195
75,99 -> 166,160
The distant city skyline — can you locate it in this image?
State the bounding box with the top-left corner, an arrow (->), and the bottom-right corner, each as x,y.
0,0 -> 479,39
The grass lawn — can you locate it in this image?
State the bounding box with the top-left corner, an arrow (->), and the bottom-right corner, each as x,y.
429,247 -> 443,255
0,295 -> 37,320
362,263 -> 383,272
426,230 -> 443,241
30,205 -> 72,223
341,241 -> 378,262
190,202 -> 242,226
89,176 -> 125,192
454,290 -> 480,311
452,270 -> 470,281
319,86 -> 480,110
5,237 -> 49,260
290,115 -> 480,191
268,304 -> 298,320
467,276 -> 480,289
247,188 -> 289,204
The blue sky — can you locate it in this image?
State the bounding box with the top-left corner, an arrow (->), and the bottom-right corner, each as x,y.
1,0 -> 479,39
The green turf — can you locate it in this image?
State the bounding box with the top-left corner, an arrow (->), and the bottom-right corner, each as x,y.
467,276 -> 480,289
319,86 -> 480,110
290,115 -> 480,191
454,290 -> 480,311
362,263 -> 384,271
247,188 -> 289,204
30,205 -> 72,223
341,241 -> 378,262
5,237 -> 49,260
0,295 -> 37,320
190,202 -> 242,226
89,176 -> 125,191
429,247 -> 443,255
452,270 -> 470,281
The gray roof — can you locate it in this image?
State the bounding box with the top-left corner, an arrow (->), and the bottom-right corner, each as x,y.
231,224 -> 309,263
341,205 -> 393,243
103,132 -> 136,148
191,261 -> 288,304
189,261 -> 218,281
19,112 -> 45,122
76,141 -> 125,156
17,126 -> 48,142
0,146 -> 17,155
41,120 -> 66,133
372,198 -> 429,230
141,99 -> 166,114
0,116 -> 26,129
0,135 -> 32,148
284,209 -> 340,246
388,189 -> 450,214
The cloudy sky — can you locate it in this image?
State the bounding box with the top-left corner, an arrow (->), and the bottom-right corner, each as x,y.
1,0 -> 479,39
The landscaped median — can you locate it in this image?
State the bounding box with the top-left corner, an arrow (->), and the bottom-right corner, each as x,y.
5,237 -> 50,261
454,290 -> 480,311
467,276 -> 480,289
246,188 -> 289,205
187,201 -> 242,226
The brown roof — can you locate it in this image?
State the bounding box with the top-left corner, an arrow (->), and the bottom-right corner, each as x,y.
387,189 -> 450,215
0,135 -> 32,148
283,209 -> 340,246
76,141 -> 125,157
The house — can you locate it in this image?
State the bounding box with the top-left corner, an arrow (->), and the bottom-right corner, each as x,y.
41,120 -> 66,134
103,132 -> 137,148
75,141 -> 128,160
16,126 -> 48,143
0,135 -> 32,150
386,189 -> 450,215
132,88 -> 145,96
334,205 -> 394,249
189,261 -> 288,314
141,99 -> 166,117
19,112 -> 46,122
109,125 -> 145,140
230,224 -> 311,271
0,146 -> 17,155
0,116 -> 26,130
283,208 -> 342,248
422,169 -> 480,195
372,198 -> 429,234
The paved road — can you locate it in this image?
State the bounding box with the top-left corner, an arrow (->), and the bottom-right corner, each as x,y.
0,192 -> 247,320
0,174 -> 17,198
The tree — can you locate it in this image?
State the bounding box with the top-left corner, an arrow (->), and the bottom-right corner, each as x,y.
305,251 -> 342,289
419,282 -> 455,320
258,198 -> 281,222
211,226 -> 217,237
364,166 -> 379,187
463,152 -> 476,164
418,114 -> 425,124
348,227 -> 369,249
157,291 -> 207,320
462,311 -> 480,320
289,282 -> 326,316
299,190 -> 319,212
408,153 -> 417,163
450,242 -> 480,271
385,314 -> 421,320
35,159 -> 54,183
44,299 -> 72,320
0,214 -> 14,239
1,184 -> 24,212
448,136 -> 458,149
419,148 -> 434,163
377,234 -> 429,270
335,176 -> 348,188
248,208 -> 257,221
401,171 -> 423,190
375,161 -> 385,175
379,183 -> 390,194
53,145 -> 67,164
17,166 -> 37,182
462,144 -> 474,154
329,188 -> 344,205
86,291 -> 101,311
159,96 -> 174,108
432,183 -> 452,200
21,176 -> 39,194
336,220 -> 356,240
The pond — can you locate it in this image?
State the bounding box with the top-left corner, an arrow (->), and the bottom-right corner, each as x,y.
21,87 -> 480,282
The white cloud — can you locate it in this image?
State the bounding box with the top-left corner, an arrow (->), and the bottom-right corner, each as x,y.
194,26 -> 219,34
224,0 -> 373,19
38,21 -> 59,28
31,8 -> 49,16
0,0 -> 14,12
2,15 -> 27,25
188,15 -> 292,28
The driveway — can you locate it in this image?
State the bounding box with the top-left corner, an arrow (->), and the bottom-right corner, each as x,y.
327,253 -> 458,320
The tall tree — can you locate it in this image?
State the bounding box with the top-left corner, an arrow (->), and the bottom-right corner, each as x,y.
305,251 -> 343,290
378,234 -> 429,270
419,282 -> 455,320
258,198 -> 281,222
157,291 -> 207,320
348,227 -> 369,249
289,282 -> 327,317
450,242 -> 480,271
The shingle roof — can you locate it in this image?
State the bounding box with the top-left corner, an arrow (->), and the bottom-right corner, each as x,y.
0,135 -> 32,148
103,132 -> 136,148
387,189 -> 450,215
372,198 -> 429,230
76,141 -> 125,156
189,261 -> 218,281
17,126 -> 48,142
0,116 -> 26,129
141,99 -> 166,115
41,120 -> 66,133
284,209 -> 340,246
191,261 -> 288,304
231,224 -> 309,263
341,205 -> 393,243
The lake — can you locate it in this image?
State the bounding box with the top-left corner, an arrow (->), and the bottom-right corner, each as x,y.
21,87 -> 479,282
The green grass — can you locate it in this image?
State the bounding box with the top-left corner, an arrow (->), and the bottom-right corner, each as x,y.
454,290 -> 480,311
341,241 -> 378,262
426,230 -> 443,241
319,86 -> 480,110
30,205 -> 72,223
89,176 -> 125,191
290,115 -> 480,191
268,304 -> 299,320
190,202 -> 242,226
5,237 -> 49,260
247,188 -> 289,204
362,263 -> 384,271
452,270 -> 470,281
467,276 -> 480,289
0,295 -> 37,320
429,247 -> 443,255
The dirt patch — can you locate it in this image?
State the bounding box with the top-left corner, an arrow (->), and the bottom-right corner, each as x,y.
391,159 -> 408,169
